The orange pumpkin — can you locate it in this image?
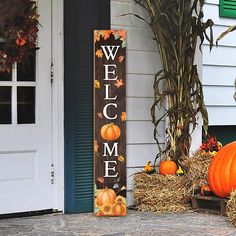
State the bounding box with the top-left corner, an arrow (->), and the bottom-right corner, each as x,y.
159,160 -> 177,175
100,123 -> 121,141
96,187 -> 116,207
15,37 -> 27,46
200,185 -> 212,196
113,203 -> 126,216
208,141 -> 236,197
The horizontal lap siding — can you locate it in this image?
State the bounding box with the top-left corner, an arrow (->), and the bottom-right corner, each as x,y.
111,0 -> 164,204
203,1 -> 236,125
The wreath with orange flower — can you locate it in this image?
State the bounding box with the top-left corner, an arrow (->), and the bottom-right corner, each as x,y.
0,0 -> 39,73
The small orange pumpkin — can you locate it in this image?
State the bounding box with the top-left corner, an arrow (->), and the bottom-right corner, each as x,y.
208,141 -> 236,197
200,185 -> 212,196
159,160 -> 177,175
96,187 -> 116,207
100,123 -> 121,141
113,203 -> 126,216
15,37 -> 27,47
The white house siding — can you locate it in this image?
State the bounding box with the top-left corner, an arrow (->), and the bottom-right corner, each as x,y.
111,0 -> 165,204
203,0 -> 236,125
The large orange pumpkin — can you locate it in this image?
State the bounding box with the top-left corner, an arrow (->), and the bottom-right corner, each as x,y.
100,123 -> 121,141
159,160 -> 177,175
208,141 -> 236,197
96,187 -> 116,207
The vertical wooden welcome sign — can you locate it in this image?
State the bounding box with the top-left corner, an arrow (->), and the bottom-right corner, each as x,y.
94,30 -> 126,216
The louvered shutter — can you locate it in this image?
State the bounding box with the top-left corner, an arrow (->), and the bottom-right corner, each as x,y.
64,0 -> 110,213
220,0 -> 236,18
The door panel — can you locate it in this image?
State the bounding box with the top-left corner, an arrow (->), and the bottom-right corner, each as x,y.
0,0 -> 52,214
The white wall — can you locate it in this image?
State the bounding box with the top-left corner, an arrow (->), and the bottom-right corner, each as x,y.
111,0 -> 164,204
203,0 -> 236,125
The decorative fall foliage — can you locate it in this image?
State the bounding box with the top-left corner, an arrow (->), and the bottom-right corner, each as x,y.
94,30 -> 126,48
95,49 -> 103,58
97,177 -> 104,184
94,80 -> 101,89
0,0 -> 39,73
94,140 -> 99,153
100,30 -> 112,40
118,155 -> 125,162
114,79 -> 124,88
199,136 -> 222,153
118,55 -> 124,63
97,112 -> 103,119
121,112 -> 126,121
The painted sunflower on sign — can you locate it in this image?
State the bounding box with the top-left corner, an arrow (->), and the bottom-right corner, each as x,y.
0,0 -> 39,73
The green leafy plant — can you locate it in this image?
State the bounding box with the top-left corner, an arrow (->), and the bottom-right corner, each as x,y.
133,0 -> 214,162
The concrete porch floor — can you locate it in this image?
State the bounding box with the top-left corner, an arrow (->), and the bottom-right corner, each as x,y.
1,210 -> 236,236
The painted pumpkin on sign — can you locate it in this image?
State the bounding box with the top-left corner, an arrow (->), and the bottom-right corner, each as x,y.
96,187 -> 116,207
159,160 -> 177,175
100,123 -> 121,141
113,203 -> 126,216
208,141 -> 236,198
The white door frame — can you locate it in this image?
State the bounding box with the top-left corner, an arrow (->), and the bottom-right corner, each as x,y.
51,0 -> 64,212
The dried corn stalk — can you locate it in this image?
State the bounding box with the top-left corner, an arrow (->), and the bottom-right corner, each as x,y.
134,0 -> 214,162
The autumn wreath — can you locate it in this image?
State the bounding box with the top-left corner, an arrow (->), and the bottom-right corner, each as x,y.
0,0 -> 39,73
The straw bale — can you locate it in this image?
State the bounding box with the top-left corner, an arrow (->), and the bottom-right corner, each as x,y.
133,172 -> 191,213
227,190 -> 236,226
181,153 -> 212,193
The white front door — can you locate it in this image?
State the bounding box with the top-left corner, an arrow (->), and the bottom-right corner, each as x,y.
0,0 -> 53,214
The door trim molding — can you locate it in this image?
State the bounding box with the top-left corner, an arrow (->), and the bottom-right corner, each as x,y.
51,0 -> 64,211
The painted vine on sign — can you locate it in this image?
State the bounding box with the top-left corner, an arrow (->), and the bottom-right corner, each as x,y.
94,30 -> 126,217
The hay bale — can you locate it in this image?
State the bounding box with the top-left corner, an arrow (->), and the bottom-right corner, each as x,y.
133,172 -> 191,213
227,190 -> 236,226
181,153 -> 212,193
